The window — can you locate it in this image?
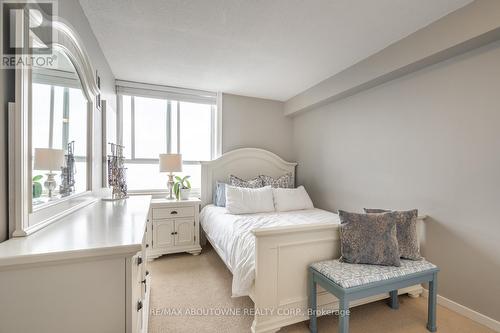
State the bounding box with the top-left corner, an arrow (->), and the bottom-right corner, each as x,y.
117,83 -> 220,195
31,82 -> 88,202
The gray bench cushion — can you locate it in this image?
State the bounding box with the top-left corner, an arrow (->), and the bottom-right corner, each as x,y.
311,259 -> 436,288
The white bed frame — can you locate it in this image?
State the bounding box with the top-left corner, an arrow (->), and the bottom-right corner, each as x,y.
201,148 -> 423,333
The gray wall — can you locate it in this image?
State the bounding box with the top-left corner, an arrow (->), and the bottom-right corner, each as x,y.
0,0 -> 115,241
292,40 -> 500,321
222,93 -> 293,161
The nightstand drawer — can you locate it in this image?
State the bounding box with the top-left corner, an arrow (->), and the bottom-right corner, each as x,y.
152,206 -> 194,219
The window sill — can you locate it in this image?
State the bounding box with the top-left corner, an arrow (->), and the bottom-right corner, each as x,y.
128,189 -> 201,199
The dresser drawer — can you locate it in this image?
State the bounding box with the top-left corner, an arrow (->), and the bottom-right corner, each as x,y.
152,206 -> 194,219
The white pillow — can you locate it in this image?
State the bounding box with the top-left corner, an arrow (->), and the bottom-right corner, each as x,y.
273,186 -> 314,212
225,185 -> 275,215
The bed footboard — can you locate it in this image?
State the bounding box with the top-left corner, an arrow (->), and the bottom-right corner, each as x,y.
250,223 -> 423,333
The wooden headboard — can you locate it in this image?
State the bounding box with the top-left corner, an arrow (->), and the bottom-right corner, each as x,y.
200,148 -> 297,207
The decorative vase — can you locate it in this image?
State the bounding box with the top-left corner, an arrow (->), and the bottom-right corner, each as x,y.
180,188 -> 191,200
32,182 -> 42,198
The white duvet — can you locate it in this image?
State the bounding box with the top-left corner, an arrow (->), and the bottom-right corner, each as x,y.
200,205 -> 340,297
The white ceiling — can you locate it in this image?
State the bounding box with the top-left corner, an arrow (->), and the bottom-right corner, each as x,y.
79,0 -> 472,101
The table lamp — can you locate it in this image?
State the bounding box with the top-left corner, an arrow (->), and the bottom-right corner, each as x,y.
159,153 -> 182,199
34,148 -> 65,199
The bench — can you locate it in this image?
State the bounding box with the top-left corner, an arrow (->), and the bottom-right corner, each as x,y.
308,259 -> 439,333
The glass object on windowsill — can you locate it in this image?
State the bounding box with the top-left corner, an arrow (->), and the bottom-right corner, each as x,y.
32,174 -> 43,199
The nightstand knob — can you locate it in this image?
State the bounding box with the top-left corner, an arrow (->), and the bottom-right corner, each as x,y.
137,256 -> 143,265
137,300 -> 143,311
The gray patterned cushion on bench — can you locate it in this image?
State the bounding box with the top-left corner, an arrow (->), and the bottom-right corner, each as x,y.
364,208 -> 421,260
339,210 -> 401,266
311,259 -> 436,289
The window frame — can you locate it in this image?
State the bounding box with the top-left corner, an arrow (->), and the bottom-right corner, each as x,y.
115,81 -> 221,195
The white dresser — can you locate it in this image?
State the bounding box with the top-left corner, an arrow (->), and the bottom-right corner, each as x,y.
147,198 -> 202,260
0,196 -> 152,333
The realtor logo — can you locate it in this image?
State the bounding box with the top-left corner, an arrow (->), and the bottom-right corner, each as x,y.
1,0 -> 56,68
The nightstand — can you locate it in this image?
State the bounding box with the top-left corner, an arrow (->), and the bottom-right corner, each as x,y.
147,197 -> 202,260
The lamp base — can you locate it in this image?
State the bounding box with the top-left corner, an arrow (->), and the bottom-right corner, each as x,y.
44,172 -> 57,199
167,173 -> 175,200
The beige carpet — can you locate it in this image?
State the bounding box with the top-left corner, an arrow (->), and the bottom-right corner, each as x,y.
148,246 -> 494,333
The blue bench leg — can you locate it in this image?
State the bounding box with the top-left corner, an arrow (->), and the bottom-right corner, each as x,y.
389,290 -> 399,309
308,269 -> 318,333
427,272 -> 438,332
338,298 -> 349,333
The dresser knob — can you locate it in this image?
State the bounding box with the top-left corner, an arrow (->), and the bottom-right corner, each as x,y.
170,210 -> 178,215
137,256 -> 143,265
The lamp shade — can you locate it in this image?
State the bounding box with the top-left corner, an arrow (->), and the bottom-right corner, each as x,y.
159,154 -> 182,172
34,148 -> 64,171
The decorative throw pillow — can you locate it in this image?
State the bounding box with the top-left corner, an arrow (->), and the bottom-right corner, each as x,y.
339,210 -> 401,266
229,175 -> 263,188
273,186 -> 314,212
260,173 -> 294,188
364,208 -> 421,260
225,185 -> 275,215
213,181 -> 227,207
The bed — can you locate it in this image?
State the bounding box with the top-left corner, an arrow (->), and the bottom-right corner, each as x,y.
200,148 -> 424,333
201,205 -> 341,297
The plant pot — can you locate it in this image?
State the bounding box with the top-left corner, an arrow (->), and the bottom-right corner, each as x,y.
179,188 -> 191,200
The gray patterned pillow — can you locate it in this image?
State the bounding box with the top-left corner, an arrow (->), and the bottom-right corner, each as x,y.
364,208 -> 421,260
229,175 -> 263,188
339,210 -> 401,266
259,173 -> 294,188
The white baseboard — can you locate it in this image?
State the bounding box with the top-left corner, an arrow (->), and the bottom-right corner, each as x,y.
422,289 -> 500,332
